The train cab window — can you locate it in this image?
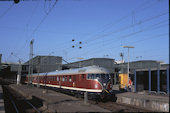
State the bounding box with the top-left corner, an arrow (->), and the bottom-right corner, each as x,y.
88,74 -> 94,79
88,74 -> 108,80
69,76 -> 72,82
96,74 -> 100,79
63,76 -> 65,81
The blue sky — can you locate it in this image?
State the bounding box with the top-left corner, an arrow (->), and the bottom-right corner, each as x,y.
0,0 -> 169,64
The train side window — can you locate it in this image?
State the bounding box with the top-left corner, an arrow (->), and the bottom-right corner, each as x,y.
57,76 -> 59,81
63,76 -> 65,81
82,75 -> 84,79
69,76 -> 72,82
65,76 -> 67,82
73,76 -> 76,81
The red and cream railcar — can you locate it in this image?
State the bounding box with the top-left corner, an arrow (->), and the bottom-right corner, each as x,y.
25,66 -> 111,94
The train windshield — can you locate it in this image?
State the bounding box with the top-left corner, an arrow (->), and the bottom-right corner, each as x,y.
87,74 -> 110,80
101,74 -> 110,80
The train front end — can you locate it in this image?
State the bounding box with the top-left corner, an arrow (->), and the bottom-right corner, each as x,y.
86,66 -> 115,101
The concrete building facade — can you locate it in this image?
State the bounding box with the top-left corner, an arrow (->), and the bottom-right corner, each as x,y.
63,58 -> 116,73
24,56 -> 62,73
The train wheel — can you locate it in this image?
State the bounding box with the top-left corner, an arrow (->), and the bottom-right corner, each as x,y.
100,91 -> 107,102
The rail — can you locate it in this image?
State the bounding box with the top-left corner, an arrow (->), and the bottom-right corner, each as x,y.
8,93 -> 19,113
24,99 -> 41,113
3,85 -> 41,113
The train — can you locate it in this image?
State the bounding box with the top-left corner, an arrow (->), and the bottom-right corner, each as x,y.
24,65 -> 115,101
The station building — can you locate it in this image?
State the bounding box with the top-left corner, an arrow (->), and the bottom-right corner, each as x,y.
23,56 -> 62,73
63,58 -> 116,73
0,54 -> 169,94
0,55 -> 62,82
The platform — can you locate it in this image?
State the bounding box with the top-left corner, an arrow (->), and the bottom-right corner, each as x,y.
9,84 -> 110,112
0,86 -> 5,113
114,91 -> 169,112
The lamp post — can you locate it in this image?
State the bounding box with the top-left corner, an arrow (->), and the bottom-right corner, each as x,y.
122,46 -> 134,87
10,52 -> 24,85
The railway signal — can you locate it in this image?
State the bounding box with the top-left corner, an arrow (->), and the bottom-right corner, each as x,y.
71,39 -> 83,49
14,0 -> 19,4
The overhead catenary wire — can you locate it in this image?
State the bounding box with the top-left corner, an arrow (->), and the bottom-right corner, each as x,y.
72,21 -> 169,58
0,3 -> 14,19
66,11 -> 169,55
63,0 -> 162,51
15,2 -> 40,54
8,0 -> 162,61
69,19 -> 169,60
14,0 -> 58,61
29,0 -> 58,38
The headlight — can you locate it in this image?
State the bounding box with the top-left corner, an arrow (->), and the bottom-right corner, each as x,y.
103,83 -> 106,86
95,84 -> 98,88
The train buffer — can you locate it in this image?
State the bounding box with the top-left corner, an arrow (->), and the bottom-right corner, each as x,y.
9,84 -> 111,112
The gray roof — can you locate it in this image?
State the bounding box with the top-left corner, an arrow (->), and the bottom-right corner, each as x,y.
31,65 -> 110,76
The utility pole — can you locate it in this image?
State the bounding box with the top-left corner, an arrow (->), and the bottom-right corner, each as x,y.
120,52 -> 124,63
122,46 -> 134,88
17,60 -> 22,85
28,39 -> 34,86
10,52 -> 24,85
37,56 -> 40,88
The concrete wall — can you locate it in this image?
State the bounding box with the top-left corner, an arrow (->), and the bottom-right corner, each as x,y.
116,94 -> 169,112
119,60 -> 160,74
24,56 -> 62,73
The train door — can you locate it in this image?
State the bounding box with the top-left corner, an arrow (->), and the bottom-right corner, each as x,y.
59,76 -> 61,88
73,75 -> 76,87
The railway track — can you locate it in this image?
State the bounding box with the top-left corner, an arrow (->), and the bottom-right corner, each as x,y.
2,85 -> 42,113
65,91 -> 153,112
0,79 -> 153,113
44,86 -> 153,112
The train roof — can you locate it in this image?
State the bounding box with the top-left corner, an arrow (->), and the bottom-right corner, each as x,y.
31,65 -> 110,76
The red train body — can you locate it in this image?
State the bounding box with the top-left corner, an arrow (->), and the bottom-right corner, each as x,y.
25,66 -> 113,99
